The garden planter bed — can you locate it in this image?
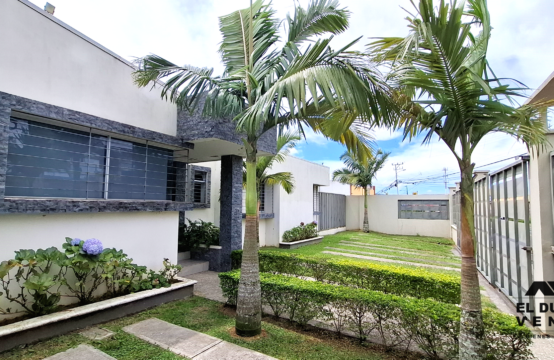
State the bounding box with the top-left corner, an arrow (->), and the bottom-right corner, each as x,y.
0,277 -> 196,353
279,236 -> 323,249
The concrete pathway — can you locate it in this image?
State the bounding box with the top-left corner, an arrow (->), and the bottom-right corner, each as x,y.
322,250 -> 462,271
186,271 -> 227,302
124,318 -> 276,360
340,241 -> 457,258
348,238 -> 439,252
326,246 -> 461,267
44,345 -> 116,360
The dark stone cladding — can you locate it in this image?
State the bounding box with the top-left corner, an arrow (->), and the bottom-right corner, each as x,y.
0,199 -> 192,215
218,155 -> 243,271
0,91 -> 194,214
177,98 -> 277,155
0,91 -> 194,149
242,213 -> 274,219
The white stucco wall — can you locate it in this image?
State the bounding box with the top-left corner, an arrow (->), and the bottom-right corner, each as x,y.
269,156 -> 330,245
346,195 -> 451,239
0,212 -> 178,270
0,0 -> 177,135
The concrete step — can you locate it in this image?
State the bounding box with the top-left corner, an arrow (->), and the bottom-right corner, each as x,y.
178,259 -> 209,276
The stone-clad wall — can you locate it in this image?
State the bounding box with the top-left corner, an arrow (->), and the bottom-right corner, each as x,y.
177,100 -> 277,155
218,155 -> 244,271
0,92 -> 194,215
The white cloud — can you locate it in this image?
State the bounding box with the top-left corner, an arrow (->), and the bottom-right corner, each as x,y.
373,126 -> 403,142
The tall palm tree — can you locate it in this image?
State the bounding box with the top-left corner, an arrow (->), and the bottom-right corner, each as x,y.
133,0 -> 393,337
333,150 -> 390,232
370,0 -> 548,358
243,130 -> 299,208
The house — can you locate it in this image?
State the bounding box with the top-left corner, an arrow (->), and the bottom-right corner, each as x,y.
185,155 -> 348,248
0,0 -> 275,272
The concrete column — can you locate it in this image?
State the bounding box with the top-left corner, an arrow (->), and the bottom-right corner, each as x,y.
529,119 -> 554,334
218,155 -> 243,271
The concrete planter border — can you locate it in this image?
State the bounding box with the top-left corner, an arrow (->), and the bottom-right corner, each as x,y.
0,277 -> 196,353
279,236 -> 324,250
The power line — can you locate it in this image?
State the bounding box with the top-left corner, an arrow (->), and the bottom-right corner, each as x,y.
392,163 -> 405,195
378,154 -> 527,193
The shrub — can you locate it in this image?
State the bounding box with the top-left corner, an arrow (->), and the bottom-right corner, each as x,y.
179,218 -> 220,252
0,247 -> 65,316
0,238 -> 182,316
282,221 -> 318,242
230,250 -> 460,304
219,271 -> 532,360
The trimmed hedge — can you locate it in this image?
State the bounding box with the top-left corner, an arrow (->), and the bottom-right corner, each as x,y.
219,271 -> 532,360
231,250 -> 460,304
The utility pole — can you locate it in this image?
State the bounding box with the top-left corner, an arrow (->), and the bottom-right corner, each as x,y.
443,168 -> 448,194
392,163 -> 405,195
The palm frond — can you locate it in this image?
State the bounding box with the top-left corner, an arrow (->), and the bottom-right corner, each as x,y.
286,0 -> 349,46
133,55 -> 219,111
218,0 -> 279,78
264,172 -> 295,194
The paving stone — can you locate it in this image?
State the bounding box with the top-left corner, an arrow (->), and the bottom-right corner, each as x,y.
44,345 -> 116,360
325,247 -> 461,267
123,318 -> 222,358
80,327 -> 115,341
322,251 -> 461,271
195,341 -> 277,360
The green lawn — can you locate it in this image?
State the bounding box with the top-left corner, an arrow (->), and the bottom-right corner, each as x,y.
2,297 -> 405,360
263,231 -> 461,276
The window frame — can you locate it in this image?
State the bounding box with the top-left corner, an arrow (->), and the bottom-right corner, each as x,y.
5,117 -> 177,202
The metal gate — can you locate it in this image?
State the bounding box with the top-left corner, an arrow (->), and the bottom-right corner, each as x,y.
317,192 -> 346,231
458,157 -> 533,305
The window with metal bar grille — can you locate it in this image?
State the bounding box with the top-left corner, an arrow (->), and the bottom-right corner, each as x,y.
193,171 -> 207,203
6,118 -> 179,201
241,183 -> 272,214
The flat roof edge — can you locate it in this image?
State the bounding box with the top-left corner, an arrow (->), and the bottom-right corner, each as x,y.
17,0 -> 136,70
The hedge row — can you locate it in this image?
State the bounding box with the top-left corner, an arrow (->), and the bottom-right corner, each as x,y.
219,271 -> 532,360
231,250 -> 460,304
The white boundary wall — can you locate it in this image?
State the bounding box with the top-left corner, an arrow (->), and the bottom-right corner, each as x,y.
346,195 -> 451,238
0,212 -> 178,270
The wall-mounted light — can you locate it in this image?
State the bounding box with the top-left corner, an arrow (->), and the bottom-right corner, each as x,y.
44,2 -> 55,15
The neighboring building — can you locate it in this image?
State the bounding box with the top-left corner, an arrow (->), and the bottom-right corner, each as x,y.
0,0 -> 276,272
349,185 -> 375,196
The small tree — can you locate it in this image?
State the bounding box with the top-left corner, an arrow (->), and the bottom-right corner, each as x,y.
133,0 -> 393,336
333,150 -> 390,232
370,0 -> 548,357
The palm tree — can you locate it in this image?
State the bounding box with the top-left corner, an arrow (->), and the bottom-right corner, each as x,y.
243,130 -> 298,212
370,0 -> 548,358
133,0 -> 393,337
333,150 -> 390,232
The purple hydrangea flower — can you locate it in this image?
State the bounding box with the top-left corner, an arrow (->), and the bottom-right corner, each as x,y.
70,238 -> 82,246
82,238 -> 103,255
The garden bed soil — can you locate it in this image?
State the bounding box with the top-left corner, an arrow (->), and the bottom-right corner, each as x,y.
279,236 -> 324,249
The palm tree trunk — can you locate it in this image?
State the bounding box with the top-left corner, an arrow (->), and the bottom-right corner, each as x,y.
257,199 -> 261,243
363,186 -> 369,232
235,149 -> 262,337
458,158 -> 485,359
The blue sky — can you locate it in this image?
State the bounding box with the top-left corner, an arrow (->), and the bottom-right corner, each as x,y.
29,0 -> 554,193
